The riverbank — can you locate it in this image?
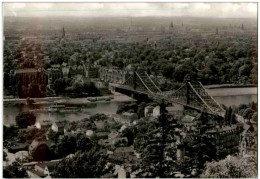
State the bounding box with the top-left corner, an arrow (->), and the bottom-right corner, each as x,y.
3,93 -> 135,106
204,84 -> 257,89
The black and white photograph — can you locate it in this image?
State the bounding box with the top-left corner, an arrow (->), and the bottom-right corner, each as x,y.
2,2 -> 258,178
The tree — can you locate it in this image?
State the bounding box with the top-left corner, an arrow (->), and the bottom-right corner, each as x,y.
201,155 -> 257,178
135,101 -> 182,178
55,135 -> 76,158
48,130 -> 63,143
18,128 -> 46,143
27,83 -> 44,98
52,147 -> 113,178
137,102 -> 147,118
122,127 -> 135,146
76,133 -> 93,152
224,107 -> 237,125
161,64 -> 175,79
4,125 -> 19,141
53,78 -> 72,95
237,104 -> 248,115
179,112 -> 218,176
3,151 -> 7,161
242,108 -> 254,120
15,112 -> 36,128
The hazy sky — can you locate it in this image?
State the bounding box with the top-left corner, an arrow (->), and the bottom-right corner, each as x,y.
3,3 -> 257,18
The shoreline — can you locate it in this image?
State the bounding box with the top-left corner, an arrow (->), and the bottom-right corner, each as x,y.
204,84 -> 257,89
3,94 -> 135,106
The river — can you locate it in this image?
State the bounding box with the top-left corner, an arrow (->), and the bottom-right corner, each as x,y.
3,87 -> 257,125
205,87 -> 257,107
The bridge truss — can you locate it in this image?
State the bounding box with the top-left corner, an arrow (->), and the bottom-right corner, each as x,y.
119,71 -> 225,116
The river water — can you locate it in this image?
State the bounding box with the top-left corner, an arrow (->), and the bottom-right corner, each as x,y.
3,87 -> 257,125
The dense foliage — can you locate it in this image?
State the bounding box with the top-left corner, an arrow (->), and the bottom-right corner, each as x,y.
133,102 -> 183,178
235,102 -> 257,122
201,155 -> 257,178
15,112 -> 36,128
4,32 -> 257,97
52,147 -> 112,178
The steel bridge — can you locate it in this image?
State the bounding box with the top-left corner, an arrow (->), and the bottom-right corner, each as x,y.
113,71 -> 225,116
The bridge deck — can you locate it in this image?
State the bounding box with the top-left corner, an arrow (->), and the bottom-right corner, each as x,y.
114,85 -> 224,117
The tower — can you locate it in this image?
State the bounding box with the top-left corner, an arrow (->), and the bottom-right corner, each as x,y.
62,27 -> 65,38
170,21 -> 173,28
241,24 -> 244,30
128,17 -> 133,32
216,27 -> 218,35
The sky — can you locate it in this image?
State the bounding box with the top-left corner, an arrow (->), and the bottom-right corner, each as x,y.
3,3 -> 257,18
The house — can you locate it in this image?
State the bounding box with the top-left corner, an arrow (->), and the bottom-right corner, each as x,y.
63,123 -> 71,134
26,160 -> 60,178
122,112 -> 138,121
240,124 -> 257,156
86,130 -> 94,137
51,122 -> 65,133
144,106 -> 154,117
114,165 -> 129,178
181,115 -> 196,131
98,137 -> 128,147
61,62 -> 70,78
35,160 -> 60,177
95,132 -> 109,139
108,131 -> 120,139
112,114 -> 131,125
119,124 -> 129,133
153,106 -> 160,117
166,104 -> 184,119
94,120 -> 105,131
114,147 -> 135,156
35,121 -> 52,130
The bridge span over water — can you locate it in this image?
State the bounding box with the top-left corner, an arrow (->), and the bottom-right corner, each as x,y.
110,71 -> 225,117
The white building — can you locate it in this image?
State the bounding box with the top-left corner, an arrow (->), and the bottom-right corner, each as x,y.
153,106 -> 160,117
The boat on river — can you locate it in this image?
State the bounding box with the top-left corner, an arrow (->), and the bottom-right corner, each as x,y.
29,104 -> 81,113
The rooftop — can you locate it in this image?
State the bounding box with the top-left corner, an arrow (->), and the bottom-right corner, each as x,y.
181,115 -> 195,123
